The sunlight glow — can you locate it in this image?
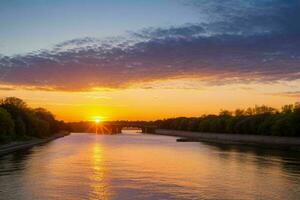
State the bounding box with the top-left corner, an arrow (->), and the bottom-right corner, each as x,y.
94,116 -> 103,123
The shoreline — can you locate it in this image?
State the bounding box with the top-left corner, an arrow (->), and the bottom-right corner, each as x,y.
0,132 -> 70,157
153,129 -> 300,150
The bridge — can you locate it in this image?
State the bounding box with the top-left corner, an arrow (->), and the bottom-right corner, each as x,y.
100,122 -> 157,134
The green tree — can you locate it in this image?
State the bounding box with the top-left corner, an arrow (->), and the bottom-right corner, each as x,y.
34,108 -> 58,134
0,108 -> 15,143
0,97 -> 28,137
0,97 -> 62,139
14,116 -> 26,138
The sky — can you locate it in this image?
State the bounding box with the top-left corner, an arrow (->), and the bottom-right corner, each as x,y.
0,0 -> 300,121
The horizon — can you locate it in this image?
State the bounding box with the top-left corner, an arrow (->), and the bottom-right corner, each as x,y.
1,0 -> 300,121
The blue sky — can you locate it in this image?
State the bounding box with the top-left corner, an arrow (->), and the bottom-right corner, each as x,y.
0,0 -> 299,93
0,0 -> 198,55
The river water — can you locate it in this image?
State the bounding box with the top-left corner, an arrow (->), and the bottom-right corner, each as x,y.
0,131 -> 300,200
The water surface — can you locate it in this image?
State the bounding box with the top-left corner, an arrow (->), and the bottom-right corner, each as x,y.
1,131 -> 300,200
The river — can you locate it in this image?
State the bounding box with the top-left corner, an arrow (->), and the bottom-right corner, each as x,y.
1,131 -> 300,200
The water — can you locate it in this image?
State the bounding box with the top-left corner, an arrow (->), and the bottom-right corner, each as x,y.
1,131 -> 300,200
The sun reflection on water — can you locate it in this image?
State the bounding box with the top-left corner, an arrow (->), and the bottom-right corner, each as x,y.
89,144 -> 109,200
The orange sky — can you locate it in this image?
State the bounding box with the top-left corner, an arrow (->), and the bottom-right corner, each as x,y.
0,78 -> 299,122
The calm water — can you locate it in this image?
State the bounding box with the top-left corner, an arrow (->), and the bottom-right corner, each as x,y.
1,131 -> 300,200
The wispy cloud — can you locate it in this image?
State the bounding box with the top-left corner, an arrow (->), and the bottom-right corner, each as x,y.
0,86 -> 15,91
0,0 -> 299,91
269,91 -> 300,98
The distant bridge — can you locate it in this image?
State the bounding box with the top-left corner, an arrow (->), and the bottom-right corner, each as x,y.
101,122 -> 157,134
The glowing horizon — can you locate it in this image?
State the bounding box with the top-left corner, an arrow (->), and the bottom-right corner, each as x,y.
1,81 -> 299,122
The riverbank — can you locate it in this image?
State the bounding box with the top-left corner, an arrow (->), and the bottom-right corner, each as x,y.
153,129 -> 300,150
0,132 -> 70,156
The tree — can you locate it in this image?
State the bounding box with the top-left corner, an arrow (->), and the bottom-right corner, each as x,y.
0,97 -> 63,139
282,104 -> 294,114
254,105 -> 277,115
219,110 -> 232,116
0,97 -> 28,138
234,109 -> 245,116
34,108 -> 58,133
0,108 -> 15,143
291,107 -> 300,136
14,116 -> 26,138
0,97 -> 27,109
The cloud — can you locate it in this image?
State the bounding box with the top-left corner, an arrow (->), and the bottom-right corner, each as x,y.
0,86 -> 14,91
0,0 -> 299,91
269,91 -> 300,98
184,0 -> 300,35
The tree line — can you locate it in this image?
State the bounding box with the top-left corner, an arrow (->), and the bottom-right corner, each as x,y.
3,97 -> 297,140
0,97 -> 67,143
155,103 -> 300,137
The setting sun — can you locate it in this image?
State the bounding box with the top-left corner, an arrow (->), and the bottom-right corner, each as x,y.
94,117 -> 103,123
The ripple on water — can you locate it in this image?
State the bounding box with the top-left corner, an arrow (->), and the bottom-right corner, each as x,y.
0,133 -> 300,200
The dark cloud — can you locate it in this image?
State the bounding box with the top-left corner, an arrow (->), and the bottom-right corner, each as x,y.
0,0 -> 299,91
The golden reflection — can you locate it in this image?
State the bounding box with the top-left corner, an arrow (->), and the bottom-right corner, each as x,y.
89,144 -> 109,200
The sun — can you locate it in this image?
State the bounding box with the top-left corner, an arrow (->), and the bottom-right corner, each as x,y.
94,116 -> 103,123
